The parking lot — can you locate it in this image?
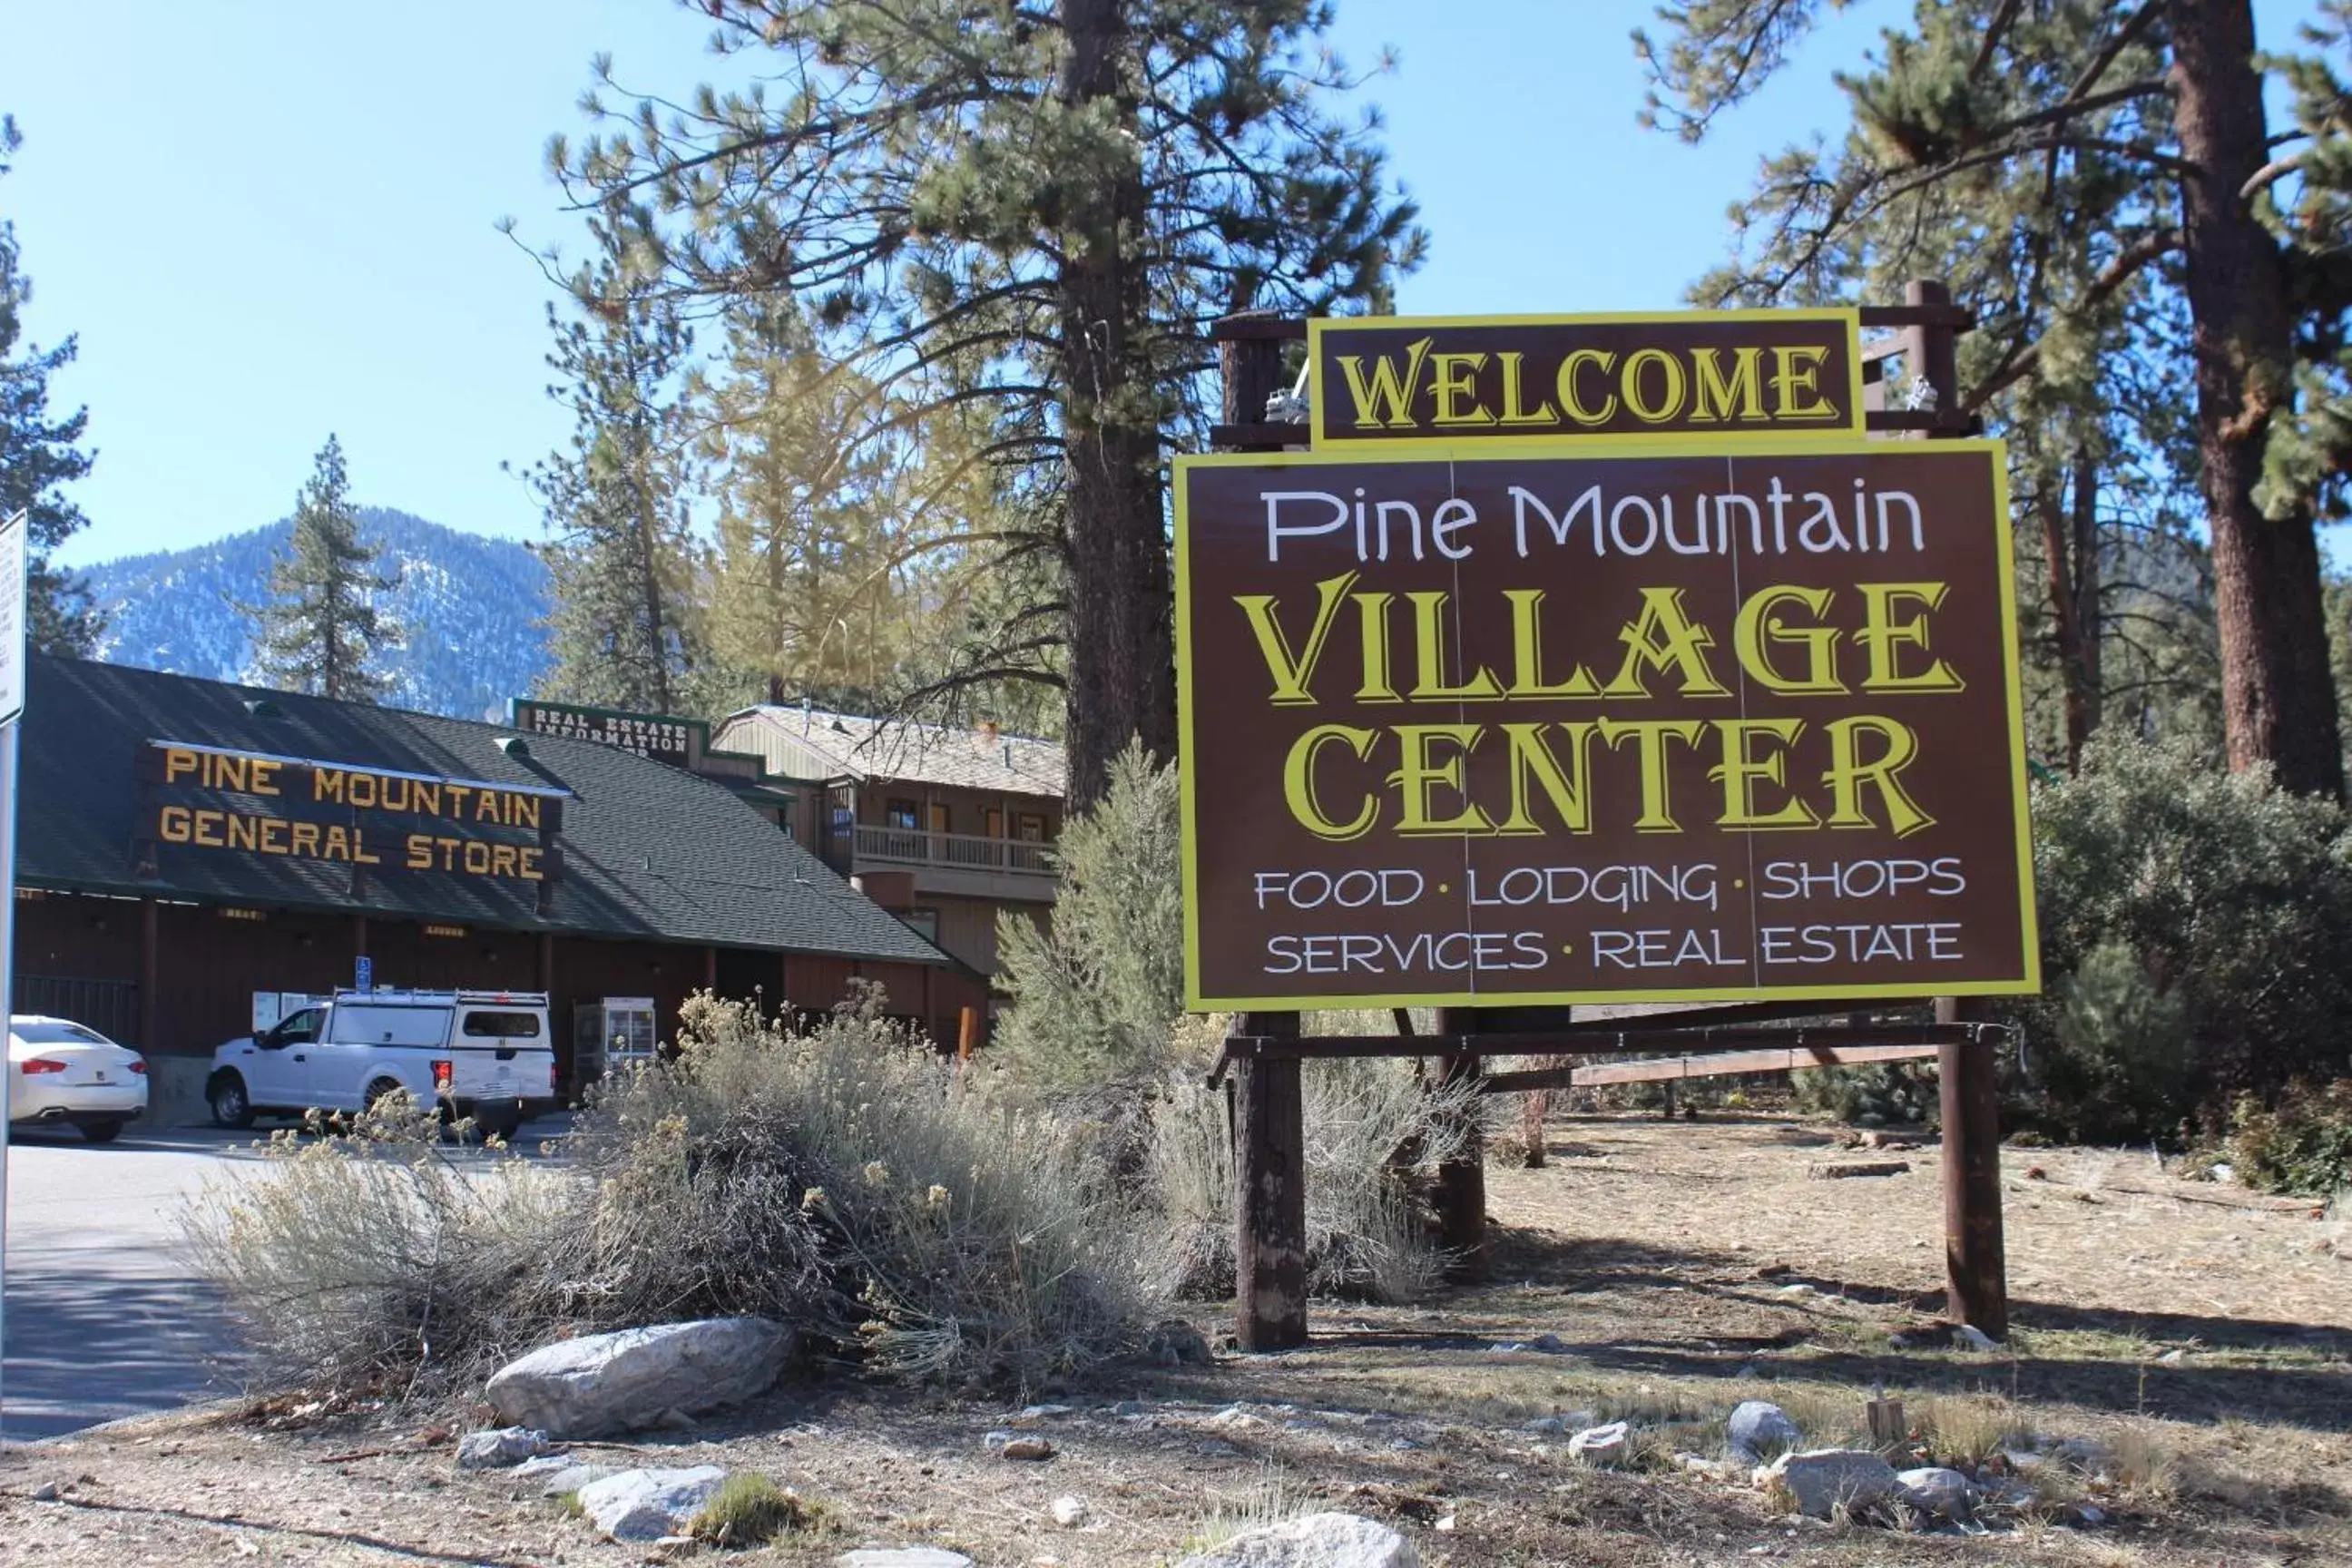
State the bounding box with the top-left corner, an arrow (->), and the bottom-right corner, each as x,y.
2,1117 -> 566,1443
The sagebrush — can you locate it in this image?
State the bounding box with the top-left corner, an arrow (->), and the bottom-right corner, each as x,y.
186,993 -> 1145,1400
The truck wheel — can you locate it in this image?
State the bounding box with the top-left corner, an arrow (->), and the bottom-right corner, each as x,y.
209,1073 -> 255,1130
364,1078 -> 408,1116
473,1105 -> 524,1142
79,1119 -> 125,1144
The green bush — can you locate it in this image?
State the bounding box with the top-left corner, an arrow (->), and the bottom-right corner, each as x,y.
2016,736 -> 2352,1140
1790,1061 -> 1939,1126
2227,1080 -> 2352,1197
187,991 -> 1146,1399
991,741 -> 1186,1093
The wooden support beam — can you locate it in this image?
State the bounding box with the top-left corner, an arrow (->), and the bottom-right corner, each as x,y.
1224,1022 -> 1980,1062
1432,1008 -> 1487,1279
1232,1011 -> 1308,1351
1493,1042 -> 1944,1093
139,897 -> 159,1051
1939,996 -> 2008,1338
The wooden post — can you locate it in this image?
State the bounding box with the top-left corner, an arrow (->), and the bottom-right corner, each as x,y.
138,897 -> 160,1051
1232,1011 -> 1308,1350
1899,276 -> 2009,1339
956,1004 -> 980,1064
1432,1008 -> 1487,1279
704,946 -> 719,991
1938,996 -> 2007,1338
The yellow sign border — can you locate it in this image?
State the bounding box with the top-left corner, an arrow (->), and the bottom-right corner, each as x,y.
1304,309 -> 1871,453
1172,436 -> 2040,1013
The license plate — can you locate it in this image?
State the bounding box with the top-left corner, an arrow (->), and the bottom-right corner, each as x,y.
93,1071 -> 108,1083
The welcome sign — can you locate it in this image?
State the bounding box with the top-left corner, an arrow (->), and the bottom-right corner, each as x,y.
1173,439 -> 2036,1010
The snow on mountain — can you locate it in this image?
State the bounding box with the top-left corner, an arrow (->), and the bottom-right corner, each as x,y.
81,508 -> 551,720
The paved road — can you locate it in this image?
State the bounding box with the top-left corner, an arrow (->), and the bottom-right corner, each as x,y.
1,1125 -> 259,1442
3,1117 -> 571,1443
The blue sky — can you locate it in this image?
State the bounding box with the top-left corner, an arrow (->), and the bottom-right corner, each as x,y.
0,1 -> 2326,564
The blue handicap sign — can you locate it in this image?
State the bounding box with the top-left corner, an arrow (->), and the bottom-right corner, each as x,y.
356,956 -> 374,992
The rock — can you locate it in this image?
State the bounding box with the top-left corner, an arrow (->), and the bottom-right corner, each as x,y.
1174,1510 -> 1421,1568
1110,1400 -> 1147,1417
982,1430 -> 1016,1451
2157,1348 -> 2186,1365
456,1426 -> 552,1469
520,1459 -> 613,1497
1955,1324 -> 1999,1351
1727,1401 -> 1804,1464
573,1465 -> 728,1542
2070,1502 -> 2109,1526
1896,1466 -> 1976,1519
1001,1436 -> 1055,1461
1567,1421 -> 1630,1465
1528,1332 -> 1569,1352
30,1482 -> 57,1503
1051,1494 -> 1088,1527
1759,1449 -> 1900,1520
1148,1319 -> 1214,1366
1018,1404 -> 1075,1421
834,1552 -> 977,1568
1522,1416 -> 1566,1435
485,1318 -> 792,1439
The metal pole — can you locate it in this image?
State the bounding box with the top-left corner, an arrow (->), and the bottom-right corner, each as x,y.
0,719 -> 17,1432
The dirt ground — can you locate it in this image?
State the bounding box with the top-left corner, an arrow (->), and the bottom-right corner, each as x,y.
3,1114 -> 2346,1567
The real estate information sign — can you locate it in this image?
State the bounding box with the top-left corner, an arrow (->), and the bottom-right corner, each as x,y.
1173,439 -> 2038,1010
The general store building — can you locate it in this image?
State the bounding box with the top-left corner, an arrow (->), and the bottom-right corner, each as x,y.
10,658 -> 975,1120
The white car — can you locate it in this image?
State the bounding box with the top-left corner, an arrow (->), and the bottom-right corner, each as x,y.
206,988 -> 559,1140
9,1015 -> 149,1142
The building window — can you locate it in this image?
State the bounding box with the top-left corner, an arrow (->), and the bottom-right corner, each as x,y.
1015,812 -> 1047,843
887,798 -> 920,829
903,907 -> 940,944
985,807 -> 1005,840
928,801 -> 950,835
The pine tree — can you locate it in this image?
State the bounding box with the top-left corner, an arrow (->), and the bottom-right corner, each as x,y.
1639,0 -> 2351,799
0,115 -> 103,655
529,218 -> 701,716
249,435 -> 399,702
546,0 -> 1423,806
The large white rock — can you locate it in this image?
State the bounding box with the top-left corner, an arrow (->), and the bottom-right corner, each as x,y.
834,1553 -> 977,1568
485,1318 -> 792,1438
1759,1449 -> 1900,1519
1175,1512 -> 1421,1568
1896,1466 -> 1977,1519
1726,1400 -> 1802,1464
574,1465 -> 727,1542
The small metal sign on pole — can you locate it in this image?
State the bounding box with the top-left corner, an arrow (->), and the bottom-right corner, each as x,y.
0,507 -> 33,1430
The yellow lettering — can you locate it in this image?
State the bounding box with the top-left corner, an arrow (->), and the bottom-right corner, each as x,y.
226,813 -> 259,851
1711,718 -> 1818,829
1497,352 -> 1557,426
1407,591 -> 1504,701
406,833 -> 433,870
1621,348 -> 1687,423
164,748 -> 199,786
1428,351 -> 1493,426
1237,571 -> 1357,706
313,768 -> 346,805
513,795 -> 540,832
1556,348 -> 1619,426
1857,583 -> 1963,691
192,808 -> 225,848
464,839 -> 492,874
1283,724 -> 1381,842
159,804 -> 191,842
519,846 -> 544,882
1336,336 -> 1434,429
1733,584 -> 1847,694
1503,588 -> 1599,698
1494,721 -> 1601,835
1387,724 -> 1494,835
1770,344 -> 1838,420
290,821 -> 320,857
1598,719 -> 1708,833
1690,347 -> 1767,423
248,760 -> 281,797
1823,716 -> 1935,836
260,817 -> 289,856
1603,587 -> 1730,698
1353,592 -> 1399,701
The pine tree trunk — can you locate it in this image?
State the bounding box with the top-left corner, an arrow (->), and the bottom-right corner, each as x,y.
2039,451 -> 2102,774
2171,0 -> 2345,799
1055,0 -> 1176,808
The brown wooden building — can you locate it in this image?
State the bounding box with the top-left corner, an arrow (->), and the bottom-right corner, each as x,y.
11,658 -> 980,1115
712,705 -> 1065,987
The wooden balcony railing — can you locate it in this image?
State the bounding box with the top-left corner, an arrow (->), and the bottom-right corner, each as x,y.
853,825 -> 1056,877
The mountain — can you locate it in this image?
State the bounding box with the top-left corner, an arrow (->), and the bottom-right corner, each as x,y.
81,508 -> 552,720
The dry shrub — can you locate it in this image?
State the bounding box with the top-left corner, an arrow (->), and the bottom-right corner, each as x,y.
1921,1395 -> 2028,1469
186,992 -> 1145,1400
1141,1055 -> 1477,1303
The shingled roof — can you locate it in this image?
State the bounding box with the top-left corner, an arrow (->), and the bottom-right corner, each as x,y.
19,656 -> 946,966
723,705 -> 1066,798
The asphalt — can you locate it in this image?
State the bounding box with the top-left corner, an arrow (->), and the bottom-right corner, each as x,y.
2,1116 -> 570,1443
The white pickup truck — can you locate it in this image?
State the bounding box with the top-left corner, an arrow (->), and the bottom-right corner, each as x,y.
206,988 -> 559,1140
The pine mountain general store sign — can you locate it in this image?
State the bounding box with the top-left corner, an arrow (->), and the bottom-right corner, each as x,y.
1176,312 -> 2035,1010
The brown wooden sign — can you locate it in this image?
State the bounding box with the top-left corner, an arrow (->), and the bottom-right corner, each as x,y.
1174,440 -> 2036,1010
1307,311 -> 1864,450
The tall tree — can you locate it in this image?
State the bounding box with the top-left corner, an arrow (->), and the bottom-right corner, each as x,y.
249,435 -> 398,703
529,218 -> 701,715
0,115 -> 103,655
547,0 -> 1422,805
1641,0 -> 2350,798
